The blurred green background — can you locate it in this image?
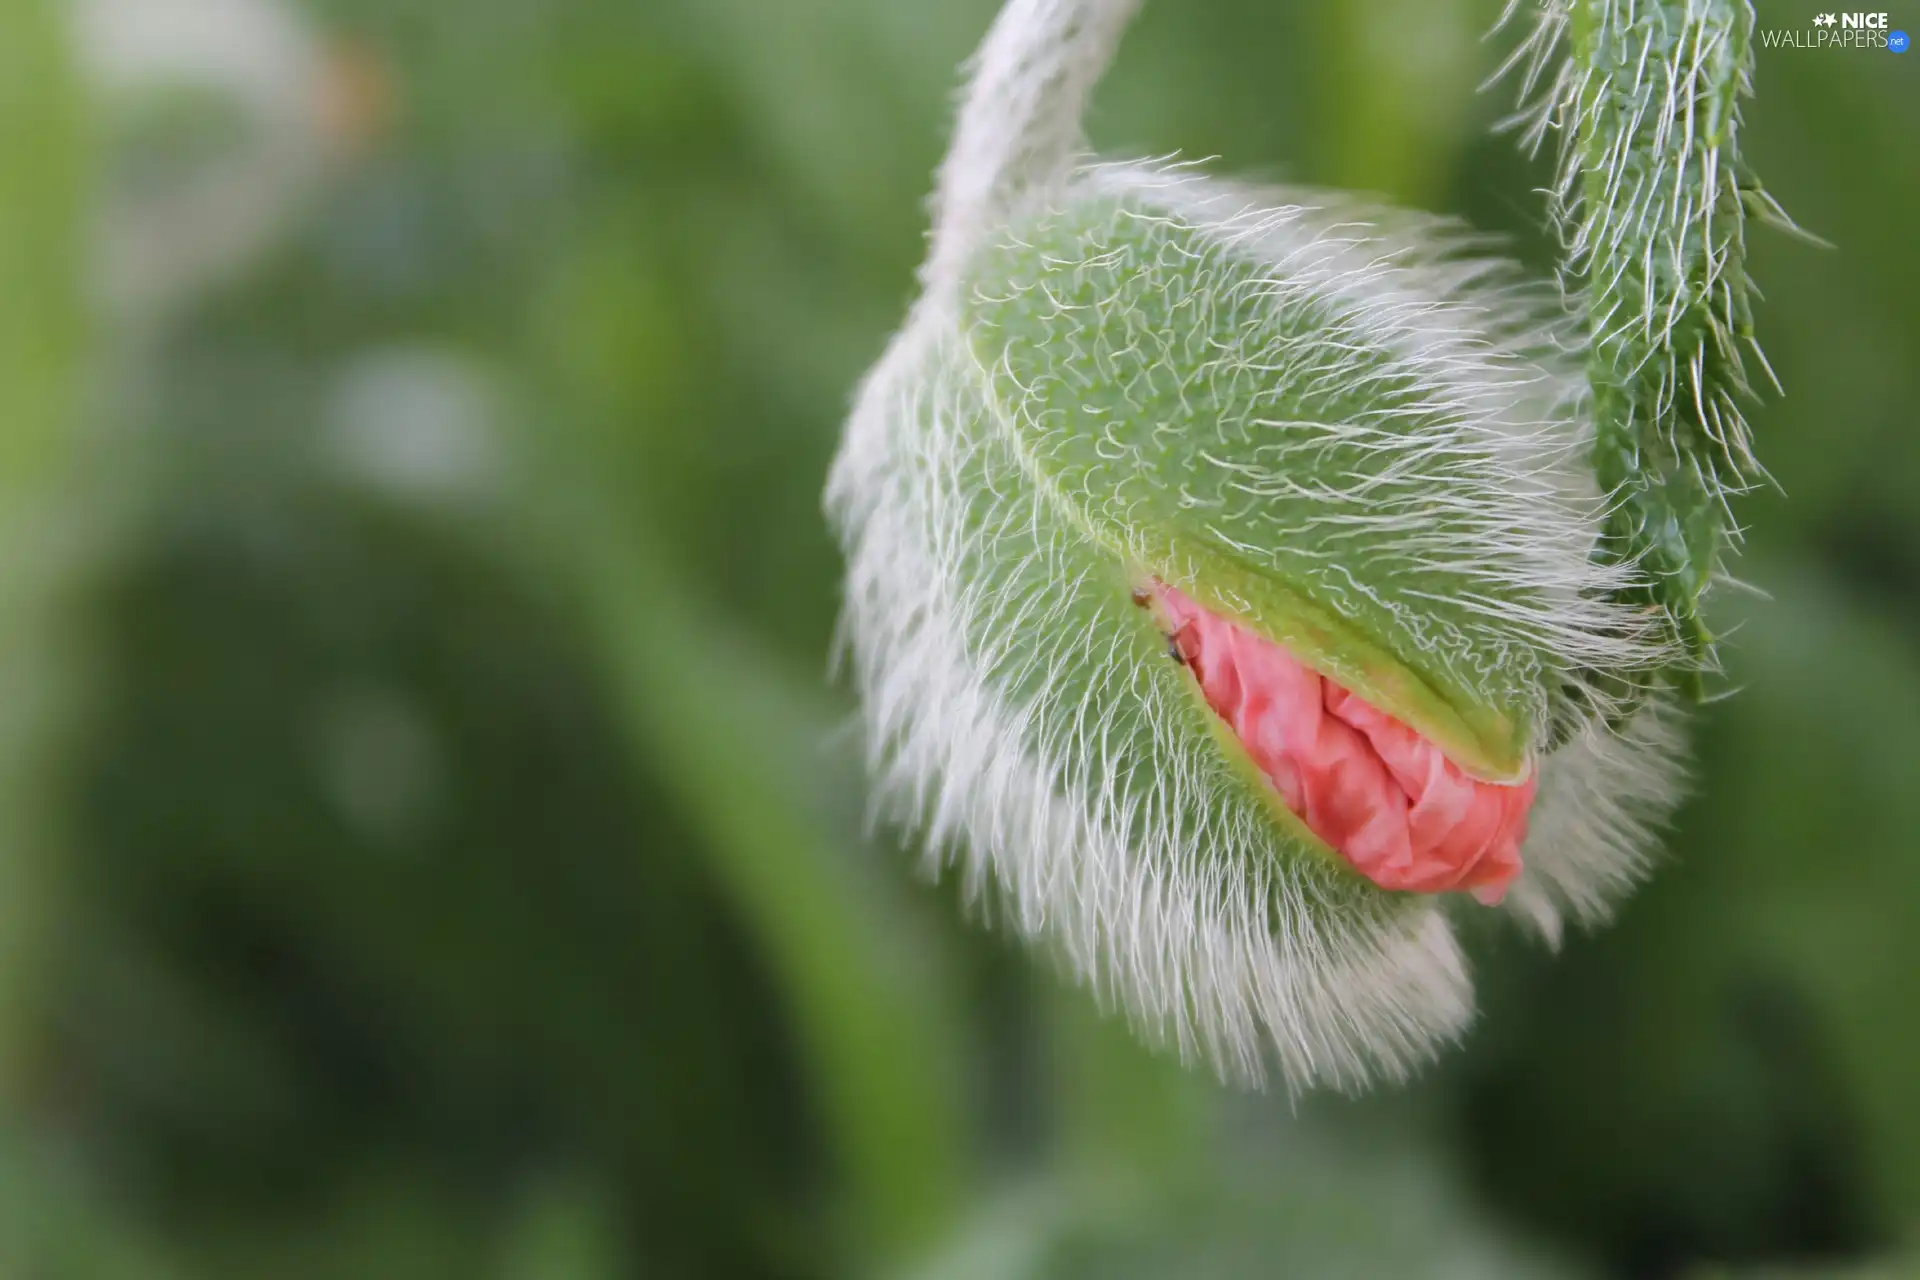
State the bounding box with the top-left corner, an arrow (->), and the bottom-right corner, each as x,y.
2,0 -> 1916,1275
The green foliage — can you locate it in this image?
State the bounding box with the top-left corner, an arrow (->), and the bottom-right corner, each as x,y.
0,0 -> 87,1094
2,0 -> 1916,1275
522,446 -> 972,1261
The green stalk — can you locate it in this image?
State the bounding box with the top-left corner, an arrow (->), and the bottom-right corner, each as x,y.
1543,0 -> 1801,697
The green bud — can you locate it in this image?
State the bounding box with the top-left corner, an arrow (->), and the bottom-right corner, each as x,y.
830,0 -> 1686,1089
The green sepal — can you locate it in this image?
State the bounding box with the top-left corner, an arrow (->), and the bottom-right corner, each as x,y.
961,192 -> 1553,782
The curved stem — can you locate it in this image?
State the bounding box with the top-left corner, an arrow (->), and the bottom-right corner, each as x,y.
923,0 -> 1143,295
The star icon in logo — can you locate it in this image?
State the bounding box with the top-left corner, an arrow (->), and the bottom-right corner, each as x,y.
1813,11 -> 1837,25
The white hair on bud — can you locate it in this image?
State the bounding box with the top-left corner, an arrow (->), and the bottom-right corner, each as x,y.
1507,700 -> 1688,947
833,320 -> 1477,1090
828,0 -> 1689,1089
1002,157 -> 1682,731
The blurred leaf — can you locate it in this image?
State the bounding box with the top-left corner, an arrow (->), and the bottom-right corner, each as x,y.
1312,0 -> 1498,203
513,417 -> 974,1264
0,1127 -> 188,1279
1462,557 -> 1920,1268
0,0 -> 89,1093
493,1175 -> 626,1280
1684,562 -> 1920,1226
903,1096 -> 1590,1280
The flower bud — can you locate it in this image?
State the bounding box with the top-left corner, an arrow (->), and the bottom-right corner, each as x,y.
828,2 -> 1685,1090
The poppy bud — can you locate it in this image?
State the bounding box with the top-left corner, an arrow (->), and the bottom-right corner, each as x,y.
828,0 -> 1685,1089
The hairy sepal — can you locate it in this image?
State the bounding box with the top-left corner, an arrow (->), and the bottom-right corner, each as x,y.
830,162 -> 1685,1089
834,316 -> 1472,1091
965,162 -> 1669,769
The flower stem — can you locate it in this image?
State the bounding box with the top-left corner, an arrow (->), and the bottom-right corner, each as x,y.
1555,0 -> 1792,696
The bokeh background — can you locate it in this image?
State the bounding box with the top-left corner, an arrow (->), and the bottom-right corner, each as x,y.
2,0 -> 1917,1275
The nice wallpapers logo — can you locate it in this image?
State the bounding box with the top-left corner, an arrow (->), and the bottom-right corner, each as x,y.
1761,11 -> 1911,50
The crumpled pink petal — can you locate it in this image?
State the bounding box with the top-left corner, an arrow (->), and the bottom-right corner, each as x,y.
1157,583 -> 1534,903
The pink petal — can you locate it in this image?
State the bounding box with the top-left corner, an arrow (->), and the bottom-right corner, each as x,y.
1158,583 -> 1534,901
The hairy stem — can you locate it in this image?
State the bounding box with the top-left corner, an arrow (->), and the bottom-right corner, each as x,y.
1535,0 -> 1792,697
923,0 -> 1142,295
